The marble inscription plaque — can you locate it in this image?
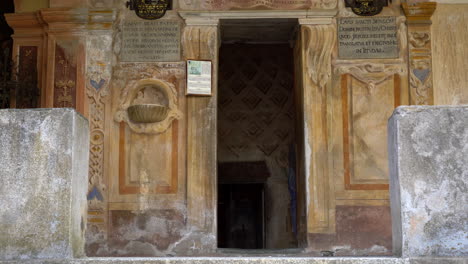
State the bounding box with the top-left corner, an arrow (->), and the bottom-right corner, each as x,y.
338,17 -> 398,59
121,20 -> 180,62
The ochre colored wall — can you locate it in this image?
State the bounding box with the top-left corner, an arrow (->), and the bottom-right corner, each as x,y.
432,4 -> 468,105
13,0 -> 48,12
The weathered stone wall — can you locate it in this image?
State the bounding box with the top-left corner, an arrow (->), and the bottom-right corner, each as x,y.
388,106 -> 468,257
0,108 -> 89,260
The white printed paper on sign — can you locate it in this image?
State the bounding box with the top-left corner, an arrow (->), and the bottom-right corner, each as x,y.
187,60 -> 212,96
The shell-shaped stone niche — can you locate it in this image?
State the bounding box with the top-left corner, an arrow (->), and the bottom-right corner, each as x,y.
115,79 -> 182,134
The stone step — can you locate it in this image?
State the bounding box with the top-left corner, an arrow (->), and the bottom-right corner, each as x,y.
1,257 -> 467,264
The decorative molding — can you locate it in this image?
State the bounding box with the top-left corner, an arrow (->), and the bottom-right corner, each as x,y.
179,10 -> 337,20
303,24 -> 336,88
85,34 -> 113,231
335,63 -> 406,85
409,57 -> 432,104
114,79 -> 182,134
341,73 -> 400,191
402,2 -> 436,105
402,2 -> 437,24
409,31 -> 430,49
298,17 -> 334,25
179,0 -> 338,10
53,43 -> 76,108
4,13 -> 45,38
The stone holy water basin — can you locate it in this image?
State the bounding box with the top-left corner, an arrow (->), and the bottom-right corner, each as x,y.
127,103 -> 169,123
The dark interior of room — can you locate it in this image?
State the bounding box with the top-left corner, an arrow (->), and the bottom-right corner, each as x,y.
0,0 -> 14,109
217,36 -> 299,249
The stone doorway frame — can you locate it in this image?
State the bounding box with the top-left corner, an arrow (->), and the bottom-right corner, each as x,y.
179,9 -> 337,249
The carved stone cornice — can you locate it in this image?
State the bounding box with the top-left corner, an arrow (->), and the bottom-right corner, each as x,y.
4,12 -> 45,37
40,8 -> 116,33
178,9 -> 337,21
402,2 -> 437,24
6,8 -> 115,35
298,17 -> 335,25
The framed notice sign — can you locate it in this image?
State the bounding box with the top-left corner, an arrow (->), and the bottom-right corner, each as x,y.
186,60 -> 212,96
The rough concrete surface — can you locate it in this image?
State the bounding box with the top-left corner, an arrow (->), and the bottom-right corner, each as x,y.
388,106 -> 468,257
0,109 -> 89,260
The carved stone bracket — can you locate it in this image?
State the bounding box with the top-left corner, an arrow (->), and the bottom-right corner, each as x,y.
302,22 -> 336,88
402,2 -> 436,105
115,78 -> 182,134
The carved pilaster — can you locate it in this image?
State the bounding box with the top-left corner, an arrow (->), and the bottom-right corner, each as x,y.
402,2 -> 437,105
181,18 -> 219,241
298,18 -> 336,234
85,10 -> 115,238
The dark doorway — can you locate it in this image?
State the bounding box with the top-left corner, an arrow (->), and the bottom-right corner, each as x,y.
0,0 -> 14,109
218,183 -> 264,249
217,19 -> 300,249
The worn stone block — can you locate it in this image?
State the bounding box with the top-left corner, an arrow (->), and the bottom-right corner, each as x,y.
388,106 -> 468,257
0,109 -> 89,260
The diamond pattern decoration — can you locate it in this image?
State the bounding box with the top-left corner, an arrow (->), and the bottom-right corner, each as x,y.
242,63 -> 258,80
218,44 -> 295,161
264,65 -> 279,79
280,77 -> 293,91
242,91 -> 262,110
218,126 -> 232,138
219,96 -> 233,109
270,92 -> 288,108
244,121 -> 264,138
221,65 -> 235,81
257,143 -> 280,156
257,112 -> 277,126
255,75 -> 273,94
227,112 -> 247,122
274,129 -> 289,141
227,145 -> 248,157
230,77 -> 247,95
285,105 -> 295,120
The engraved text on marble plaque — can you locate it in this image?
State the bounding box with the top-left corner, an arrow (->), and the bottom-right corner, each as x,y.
338,17 -> 398,59
121,20 -> 180,62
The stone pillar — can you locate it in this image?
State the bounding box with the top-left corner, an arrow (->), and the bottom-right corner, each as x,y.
6,8 -> 95,116
388,106 -> 468,257
40,8 -> 88,116
297,18 -> 336,235
0,108 -> 89,260
181,17 -> 219,248
402,2 -> 437,105
4,13 -> 46,108
84,9 -> 115,247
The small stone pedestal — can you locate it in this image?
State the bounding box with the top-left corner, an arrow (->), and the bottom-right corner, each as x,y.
0,108 -> 89,260
388,106 -> 468,257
